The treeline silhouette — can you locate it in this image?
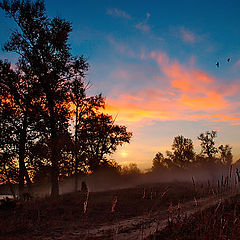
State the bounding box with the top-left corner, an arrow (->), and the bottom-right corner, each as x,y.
90,131 -> 234,190
0,0 -> 132,198
152,131 -> 233,172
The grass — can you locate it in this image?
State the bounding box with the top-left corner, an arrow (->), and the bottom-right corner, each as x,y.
0,180 -> 238,239
148,194 -> 240,240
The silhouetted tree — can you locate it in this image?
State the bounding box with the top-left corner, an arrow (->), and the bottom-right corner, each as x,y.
121,163 -> 140,176
218,144 -> 233,166
28,133 -> 73,182
0,145 -> 18,198
80,112 -> 132,172
0,0 -> 90,197
0,90 -> 17,198
70,74 -> 87,192
152,152 -> 165,171
171,135 -> 195,168
152,152 -> 175,171
198,131 -> 218,161
0,60 -> 35,197
70,79 -> 105,190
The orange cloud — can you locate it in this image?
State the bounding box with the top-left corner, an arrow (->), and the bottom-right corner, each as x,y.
179,93 -> 227,111
104,52 -> 240,126
106,99 -> 175,123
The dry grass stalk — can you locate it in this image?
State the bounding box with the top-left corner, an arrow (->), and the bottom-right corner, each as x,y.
192,176 -> 196,192
142,188 -> 146,199
214,201 -> 222,216
194,197 -> 198,207
168,201 -> 173,223
177,202 -> 182,219
83,191 -> 89,214
111,195 -> 118,213
160,186 -> 169,199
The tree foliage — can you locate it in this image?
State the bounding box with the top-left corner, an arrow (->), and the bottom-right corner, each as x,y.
218,144 -> 233,166
152,152 -> 175,170
81,112 -> 132,172
121,163 -> 140,176
172,135 -> 195,168
198,131 -> 218,160
0,59 -> 36,196
152,136 -> 195,171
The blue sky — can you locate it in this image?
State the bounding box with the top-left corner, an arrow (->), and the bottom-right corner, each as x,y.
1,0 -> 240,169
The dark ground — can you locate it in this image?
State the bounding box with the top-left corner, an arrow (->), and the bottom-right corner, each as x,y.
0,181 -> 238,240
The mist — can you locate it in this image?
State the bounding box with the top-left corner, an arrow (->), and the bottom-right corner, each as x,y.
9,163 -> 233,198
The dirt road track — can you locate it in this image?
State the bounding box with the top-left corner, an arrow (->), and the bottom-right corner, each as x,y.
41,194 -> 230,240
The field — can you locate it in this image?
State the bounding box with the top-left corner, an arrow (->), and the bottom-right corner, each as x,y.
1,178 -> 239,240
148,194 -> 240,240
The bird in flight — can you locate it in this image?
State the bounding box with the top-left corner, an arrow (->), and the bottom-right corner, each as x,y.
227,58 -> 231,62
216,62 -> 220,68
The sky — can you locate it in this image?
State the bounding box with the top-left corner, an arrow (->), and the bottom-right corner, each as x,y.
1,0 -> 240,170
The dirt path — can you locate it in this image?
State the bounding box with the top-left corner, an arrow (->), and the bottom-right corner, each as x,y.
45,194 -> 230,240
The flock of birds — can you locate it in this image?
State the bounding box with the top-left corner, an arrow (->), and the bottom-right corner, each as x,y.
216,58 -> 231,68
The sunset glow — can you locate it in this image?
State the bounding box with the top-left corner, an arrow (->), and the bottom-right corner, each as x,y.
120,150 -> 128,158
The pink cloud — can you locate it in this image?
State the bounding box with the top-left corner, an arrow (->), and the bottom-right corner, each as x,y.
104,52 -> 240,125
135,13 -> 151,33
108,37 -> 136,58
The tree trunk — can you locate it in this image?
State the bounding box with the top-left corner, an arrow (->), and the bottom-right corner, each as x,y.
51,155 -> 59,197
50,130 -> 59,197
18,160 -> 24,198
50,114 -> 59,197
74,102 -> 79,192
23,164 -> 32,194
18,114 -> 27,198
46,92 -> 60,198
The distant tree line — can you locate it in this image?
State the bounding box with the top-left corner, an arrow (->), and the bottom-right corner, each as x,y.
152,131 -> 233,172
0,0 -> 132,198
